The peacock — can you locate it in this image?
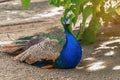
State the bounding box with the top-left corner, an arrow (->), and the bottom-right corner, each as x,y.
0,18 -> 82,69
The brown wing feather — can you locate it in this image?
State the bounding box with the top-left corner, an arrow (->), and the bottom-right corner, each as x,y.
0,44 -> 24,55
0,36 -> 62,64
14,37 -> 62,64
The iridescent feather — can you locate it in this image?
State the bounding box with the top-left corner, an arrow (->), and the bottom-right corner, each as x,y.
1,18 -> 82,69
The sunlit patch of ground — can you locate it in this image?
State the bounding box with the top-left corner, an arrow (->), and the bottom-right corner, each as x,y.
0,0 -> 63,26
87,61 -> 106,71
76,35 -> 120,74
113,65 -> 120,70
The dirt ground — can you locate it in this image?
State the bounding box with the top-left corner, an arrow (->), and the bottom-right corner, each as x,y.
0,0 -> 120,80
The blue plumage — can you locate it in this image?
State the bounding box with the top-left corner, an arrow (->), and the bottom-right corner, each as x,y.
53,18 -> 82,68
7,18 -> 83,69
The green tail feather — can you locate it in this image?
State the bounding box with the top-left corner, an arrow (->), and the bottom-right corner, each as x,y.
16,33 -> 65,45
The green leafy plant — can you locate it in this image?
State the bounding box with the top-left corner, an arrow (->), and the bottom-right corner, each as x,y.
21,0 -> 30,10
21,0 -> 120,44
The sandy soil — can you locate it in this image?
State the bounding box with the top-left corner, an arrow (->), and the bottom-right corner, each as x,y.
0,0 -> 120,80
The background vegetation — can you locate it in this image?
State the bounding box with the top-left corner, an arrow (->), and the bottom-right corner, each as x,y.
21,0 -> 120,44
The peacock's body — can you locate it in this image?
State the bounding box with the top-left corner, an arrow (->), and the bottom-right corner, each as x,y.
53,19 -> 82,68
1,18 -> 82,69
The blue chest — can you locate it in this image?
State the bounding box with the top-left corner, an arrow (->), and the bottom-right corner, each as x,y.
55,33 -> 82,68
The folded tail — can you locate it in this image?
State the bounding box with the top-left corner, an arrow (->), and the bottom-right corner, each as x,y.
31,59 -> 54,69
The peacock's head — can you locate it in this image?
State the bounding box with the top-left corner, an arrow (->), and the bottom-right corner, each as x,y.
62,18 -> 71,33
63,18 -> 70,26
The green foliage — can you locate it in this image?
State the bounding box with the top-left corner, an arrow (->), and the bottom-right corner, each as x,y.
116,5 -> 120,15
20,0 -> 120,44
82,27 -> 96,44
21,0 -> 30,10
48,0 -> 120,44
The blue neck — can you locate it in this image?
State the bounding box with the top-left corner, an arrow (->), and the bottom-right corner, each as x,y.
64,24 -> 72,34
53,23 -> 82,68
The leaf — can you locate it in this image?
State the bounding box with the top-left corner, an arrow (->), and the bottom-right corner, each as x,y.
68,14 -> 75,33
21,0 -> 30,10
48,0 -> 53,4
82,27 -> 96,45
79,0 -> 91,5
76,6 -> 92,40
72,1 -> 82,24
53,0 -> 60,7
116,6 -> 120,15
82,5 -> 92,26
